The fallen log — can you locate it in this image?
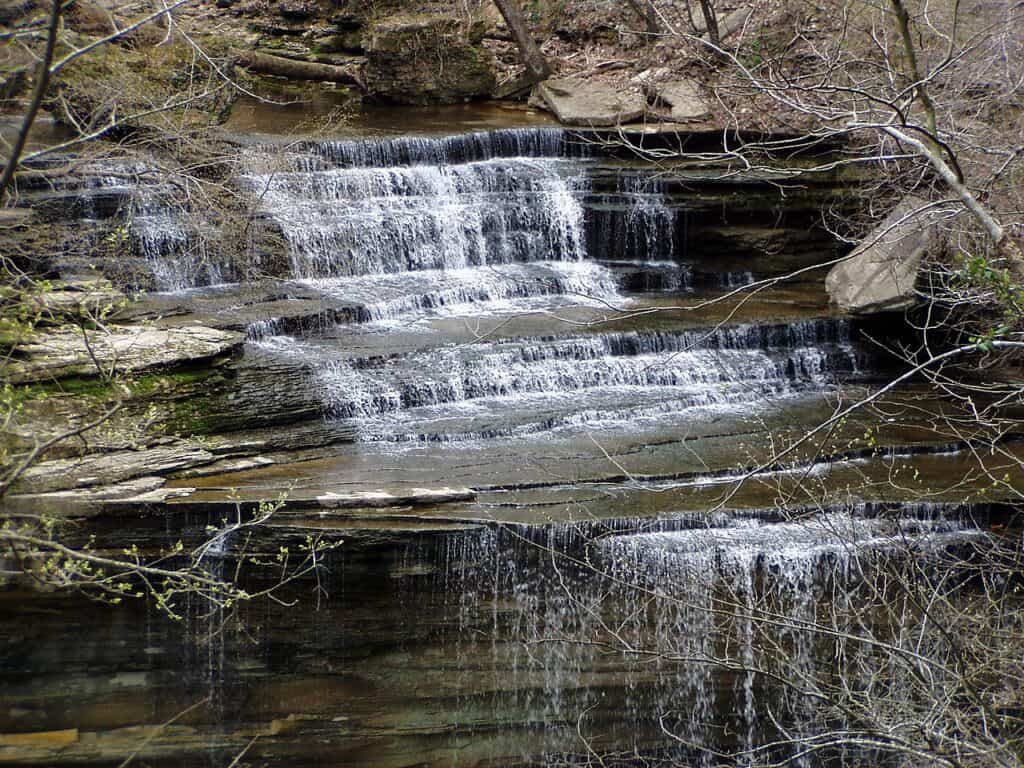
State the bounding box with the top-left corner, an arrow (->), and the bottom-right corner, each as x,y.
235,50 -> 365,89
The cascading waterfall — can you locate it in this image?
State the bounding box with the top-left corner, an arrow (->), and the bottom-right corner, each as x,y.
584,171 -> 687,292
239,128 -> 698,325
243,159 -> 590,279
306,262 -> 621,323
13,123 -> 1009,768
242,124 -> 872,444
210,129 -> 909,760
432,503 -> 987,764
595,508 -> 983,763
130,207 -> 223,292
75,162 -> 227,291
587,172 -> 678,261
284,127 -> 589,170
312,317 -> 859,441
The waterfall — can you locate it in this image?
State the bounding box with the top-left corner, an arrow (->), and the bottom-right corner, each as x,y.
318,345 -> 850,419
77,161 -> 227,291
434,502 -> 987,764
130,208 -> 224,292
309,317 -> 859,441
587,172 -> 678,264
243,158 -> 590,279
619,172 -> 677,263
299,262 -> 620,322
280,127 -> 587,170
88,128 -> 697,306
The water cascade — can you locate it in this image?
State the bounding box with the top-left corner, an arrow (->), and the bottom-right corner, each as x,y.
430,503 -> 988,765
3,125 -> 1005,768
313,318 -> 859,441
78,162 -> 227,291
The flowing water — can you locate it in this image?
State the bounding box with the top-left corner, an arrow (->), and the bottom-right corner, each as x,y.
2,122 -> 1016,767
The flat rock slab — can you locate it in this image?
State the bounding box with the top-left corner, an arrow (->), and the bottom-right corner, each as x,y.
14,444 -> 218,493
9,324 -> 243,384
826,196 -> 937,314
34,277 -> 127,318
316,487 -> 477,509
6,477 -> 196,516
537,78 -> 646,126
636,70 -> 710,122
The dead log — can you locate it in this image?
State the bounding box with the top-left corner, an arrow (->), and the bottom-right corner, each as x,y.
236,51 -> 365,90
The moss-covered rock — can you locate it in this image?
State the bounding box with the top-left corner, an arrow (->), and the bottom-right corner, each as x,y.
312,29 -> 364,55
363,14 -> 496,105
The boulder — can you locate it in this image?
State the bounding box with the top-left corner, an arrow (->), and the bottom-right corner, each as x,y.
636,70 -> 710,122
312,30 -> 364,55
364,15 -> 496,105
536,77 -> 646,126
825,196 -> 936,314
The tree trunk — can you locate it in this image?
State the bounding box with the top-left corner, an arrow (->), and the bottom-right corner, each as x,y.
491,0 -> 551,81
236,51 -> 365,89
884,125 -> 1024,278
625,0 -> 660,34
0,0 -> 61,201
697,0 -> 720,46
889,0 -> 938,137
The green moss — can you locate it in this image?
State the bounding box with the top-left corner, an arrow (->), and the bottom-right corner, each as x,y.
14,365 -> 223,407
165,396 -> 218,435
14,376 -> 116,403
129,367 -> 223,397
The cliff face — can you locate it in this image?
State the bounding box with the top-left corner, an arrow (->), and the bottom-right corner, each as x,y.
197,0 -> 500,103
363,14 -> 497,104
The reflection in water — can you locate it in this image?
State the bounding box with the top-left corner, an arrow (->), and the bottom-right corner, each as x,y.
224,93 -> 558,140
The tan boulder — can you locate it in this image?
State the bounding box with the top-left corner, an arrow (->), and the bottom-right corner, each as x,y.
636,69 -> 710,122
826,196 -> 937,314
536,77 -> 646,126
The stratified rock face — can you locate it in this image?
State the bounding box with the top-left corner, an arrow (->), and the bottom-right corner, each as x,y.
826,196 -> 936,314
536,77 -> 646,126
8,325 -> 243,384
364,15 -> 497,105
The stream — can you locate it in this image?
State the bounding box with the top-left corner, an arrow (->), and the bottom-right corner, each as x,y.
2,108 -> 1020,767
